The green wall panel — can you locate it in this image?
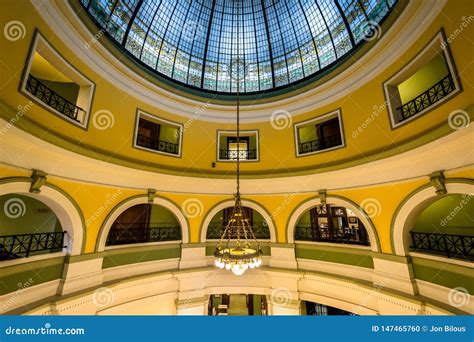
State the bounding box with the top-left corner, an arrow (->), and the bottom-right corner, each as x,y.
295,244 -> 374,269
102,244 -> 181,269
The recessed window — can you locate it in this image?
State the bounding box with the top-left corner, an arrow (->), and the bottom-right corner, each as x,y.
134,110 -> 183,157
217,130 -> 259,162
294,110 -> 345,157
20,31 -> 94,128
383,30 -> 461,128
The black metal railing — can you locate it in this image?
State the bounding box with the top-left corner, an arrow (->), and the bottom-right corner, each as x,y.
206,222 -> 271,240
106,224 -> 182,246
0,231 -> 66,260
410,231 -> 473,260
136,134 -> 180,155
397,74 -> 455,121
219,149 -> 257,160
298,134 -> 342,154
25,74 -> 84,122
295,226 -> 370,246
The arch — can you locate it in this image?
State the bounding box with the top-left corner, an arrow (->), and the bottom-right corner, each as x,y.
96,195 -> 189,252
391,180 -> 474,256
0,179 -> 85,255
286,195 -> 380,252
200,198 -> 277,242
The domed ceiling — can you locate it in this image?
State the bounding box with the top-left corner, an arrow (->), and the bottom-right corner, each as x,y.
80,0 -> 397,95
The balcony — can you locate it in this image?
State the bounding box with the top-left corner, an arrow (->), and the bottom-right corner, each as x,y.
295,226 -> 370,246
0,231 -> 66,260
298,134 -> 342,155
136,134 -> 180,155
25,74 -> 85,123
410,231 -> 473,260
206,222 -> 270,240
397,75 -> 455,122
219,149 -> 257,161
106,223 -> 182,246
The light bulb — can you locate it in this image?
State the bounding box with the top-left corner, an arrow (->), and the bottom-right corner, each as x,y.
243,264 -> 248,270
249,263 -> 255,269
219,262 -> 225,269
231,267 -> 246,276
225,263 -> 231,270
215,259 -> 220,267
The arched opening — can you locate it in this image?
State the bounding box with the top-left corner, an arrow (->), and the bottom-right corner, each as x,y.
294,203 -> 370,246
0,194 -> 66,260
206,206 -> 270,240
106,203 -> 182,246
302,301 -> 356,316
409,194 -> 473,260
207,294 -> 268,316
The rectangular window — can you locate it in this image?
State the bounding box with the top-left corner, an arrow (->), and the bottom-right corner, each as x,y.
134,110 -> 183,157
217,130 -> 259,162
20,31 -> 95,128
294,110 -> 345,157
383,30 -> 461,128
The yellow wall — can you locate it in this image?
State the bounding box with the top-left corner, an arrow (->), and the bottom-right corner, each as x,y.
0,1 -> 472,178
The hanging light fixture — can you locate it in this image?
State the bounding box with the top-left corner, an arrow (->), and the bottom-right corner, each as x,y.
214,1 -> 262,276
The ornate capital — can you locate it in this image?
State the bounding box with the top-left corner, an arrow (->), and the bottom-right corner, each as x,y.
29,169 -> 47,193
429,171 -> 447,195
147,188 -> 157,203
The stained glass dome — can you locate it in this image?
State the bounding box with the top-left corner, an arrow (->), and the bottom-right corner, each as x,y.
80,0 -> 397,95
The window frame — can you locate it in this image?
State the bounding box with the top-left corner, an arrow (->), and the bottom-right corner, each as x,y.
19,30 -> 95,129
133,109 -> 183,158
293,109 -> 345,157
383,30 -> 462,129
216,129 -> 259,162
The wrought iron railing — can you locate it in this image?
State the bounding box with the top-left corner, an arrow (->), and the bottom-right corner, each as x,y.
298,134 -> 342,154
219,149 -> 257,160
294,226 -> 370,246
397,74 -> 455,121
206,222 -> 270,240
0,231 -> 66,260
136,134 -> 180,155
106,224 -> 182,246
25,74 -> 84,122
410,231 -> 473,260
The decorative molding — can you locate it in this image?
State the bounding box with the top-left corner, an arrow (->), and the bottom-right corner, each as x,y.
29,169 -> 47,193
147,189 -> 157,203
429,171 -> 447,195
318,189 -> 327,206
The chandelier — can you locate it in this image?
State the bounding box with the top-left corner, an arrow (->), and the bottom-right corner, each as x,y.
214,3 -> 262,276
